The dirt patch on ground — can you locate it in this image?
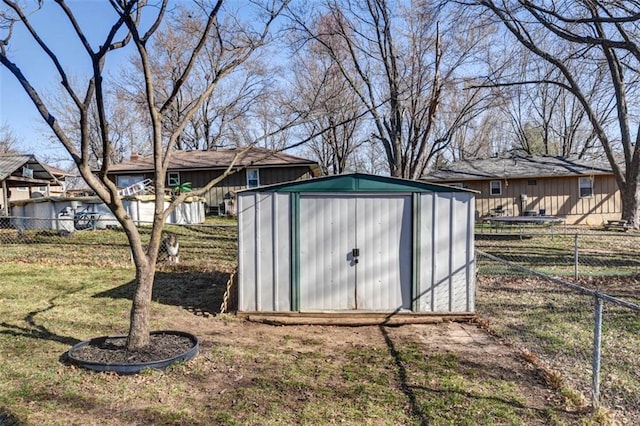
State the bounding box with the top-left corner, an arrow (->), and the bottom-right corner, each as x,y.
154,313 -> 586,424
377,321 -> 571,414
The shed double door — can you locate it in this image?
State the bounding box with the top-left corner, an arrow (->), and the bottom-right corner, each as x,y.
299,194 -> 412,311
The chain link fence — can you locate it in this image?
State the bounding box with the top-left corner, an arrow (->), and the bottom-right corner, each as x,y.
476,227 -> 640,423
0,216 -> 237,270
477,224 -> 640,277
3,216 -> 639,420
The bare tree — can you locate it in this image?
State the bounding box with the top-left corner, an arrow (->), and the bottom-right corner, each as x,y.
0,0 -> 289,350
113,4 -> 279,153
448,111 -> 500,160
352,137 -> 387,174
477,0 -> 640,226
231,90 -> 296,150
289,22 -> 365,174
497,47 -> 611,158
47,84 -> 150,167
289,0 -> 496,179
184,73 -> 272,150
0,121 -> 19,153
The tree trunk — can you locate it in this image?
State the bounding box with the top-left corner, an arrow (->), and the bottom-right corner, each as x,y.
127,260 -> 155,350
620,179 -> 640,228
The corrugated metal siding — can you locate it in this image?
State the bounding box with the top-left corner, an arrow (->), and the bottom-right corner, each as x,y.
238,186 -> 476,314
355,195 -> 412,310
450,194 -> 474,312
299,195 -> 357,310
416,193 -> 434,311
298,194 -> 412,311
433,193 -> 453,312
238,194 -> 255,310
416,192 -> 475,313
237,192 -> 291,311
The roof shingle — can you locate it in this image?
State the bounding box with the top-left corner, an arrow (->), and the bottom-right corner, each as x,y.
423,155 -> 613,182
107,147 -> 318,173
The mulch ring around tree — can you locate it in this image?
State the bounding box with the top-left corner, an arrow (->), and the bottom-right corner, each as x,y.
67,331 -> 199,373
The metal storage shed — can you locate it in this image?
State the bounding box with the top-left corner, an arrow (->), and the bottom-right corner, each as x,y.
237,173 -> 476,315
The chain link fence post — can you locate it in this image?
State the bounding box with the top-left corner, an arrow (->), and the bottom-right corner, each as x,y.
574,233 -> 579,280
592,295 -> 603,408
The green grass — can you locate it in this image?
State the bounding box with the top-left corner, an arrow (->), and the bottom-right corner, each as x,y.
476,227 -> 640,277
199,338 -> 550,426
0,219 -> 617,424
476,275 -> 640,423
0,217 -> 238,268
473,228 -> 640,422
0,266 -> 583,424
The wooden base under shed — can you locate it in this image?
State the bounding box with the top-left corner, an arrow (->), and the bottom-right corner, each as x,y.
238,312 -> 477,326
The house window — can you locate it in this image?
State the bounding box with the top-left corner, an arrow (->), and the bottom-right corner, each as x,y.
490,180 -> 502,196
117,175 -> 144,188
579,177 -> 593,198
247,169 -> 260,188
167,172 -> 180,187
528,180 -> 537,186
16,186 -> 28,192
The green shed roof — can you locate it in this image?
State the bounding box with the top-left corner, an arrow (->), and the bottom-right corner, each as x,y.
241,173 -> 476,193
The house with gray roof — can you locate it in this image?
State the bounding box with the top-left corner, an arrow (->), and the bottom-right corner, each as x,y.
422,155 -> 620,225
106,147 -> 321,215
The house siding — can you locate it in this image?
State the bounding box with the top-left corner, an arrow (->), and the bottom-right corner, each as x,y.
194,166 -> 314,209
466,174 -> 620,225
109,166 -> 315,213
